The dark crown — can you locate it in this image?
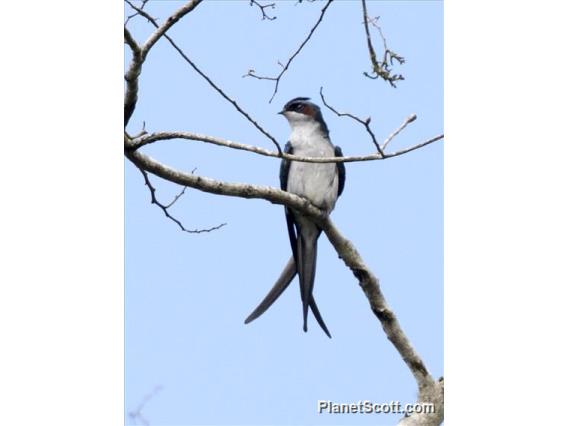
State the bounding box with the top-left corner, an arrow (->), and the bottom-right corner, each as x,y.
281,97 -> 328,134
283,97 -> 312,112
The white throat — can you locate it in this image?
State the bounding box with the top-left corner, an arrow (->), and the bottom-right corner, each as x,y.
289,120 -> 327,150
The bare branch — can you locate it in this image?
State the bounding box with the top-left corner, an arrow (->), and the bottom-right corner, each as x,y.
398,376 -> 443,426
124,25 -> 143,125
387,133 -> 444,158
163,186 -> 187,209
126,127 -> 442,164
244,0 -> 334,102
125,0 -> 155,22
124,1 -> 203,126
124,27 -> 141,56
321,219 -> 432,386
319,87 -> 383,156
128,385 -> 163,426
382,114 -> 416,151
242,70 -> 277,82
318,88 -> 437,160
124,0 -> 150,25
249,0 -> 277,21
125,0 -> 282,154
139,0 -> 203,59
128,121 -> 147,140
127,149 -> 327,220
138,167 -> 227,234
368,15 -> 406,70
159,34 -> 283,153
361,0 -> 405,86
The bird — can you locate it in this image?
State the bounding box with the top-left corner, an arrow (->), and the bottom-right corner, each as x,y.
244,97 -> 346,338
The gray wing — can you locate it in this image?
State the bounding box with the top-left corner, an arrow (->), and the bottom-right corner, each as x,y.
279,141 -> 293,190
280,142 -> 299,265
335,145 -> 346,197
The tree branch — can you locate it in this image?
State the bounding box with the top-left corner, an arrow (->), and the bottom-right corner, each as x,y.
321,218 -> 443,425
244,0 -> 334,102
127,148 -> 327,220
126,128 -> 442,164
139,0 -> 203,60
124,25 -> 143,126
124,0 -> 282,154
138,167 -> 227,234
249,0 -> 277,21
319,87 -> 384,155
124,1 -> 203,126
382,113 -> 416,151
124,0 -> 150,25
398,377 -> 443,426
128,385 -> 163,426
321,218 -> 431,385
124,27 -> 141,56
361,0 -> 405,86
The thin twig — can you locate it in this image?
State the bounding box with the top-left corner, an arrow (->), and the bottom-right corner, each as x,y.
382,114 -> 416,151
125,0 -> 282,154
319,87 -> 383,156
368,15 -> 405,70
361,0 -> 405,86
139,0 -> 203,60
125,121 -> 147,141
388,133 -> 444,158
124,0 -> 150,25
164,186 -> 187,209
249,0 -> 277,20
128,385 -> 163,426
362,0 -> 379,79
244,0 -> 334,102
138,167 -> 227,234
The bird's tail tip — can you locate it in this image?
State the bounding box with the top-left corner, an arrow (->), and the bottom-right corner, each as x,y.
302,322 -> 332,338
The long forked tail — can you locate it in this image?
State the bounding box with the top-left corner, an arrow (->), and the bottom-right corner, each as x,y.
244,256 -> 331,338
244,257 -> 295,325
297,225 -> 319,335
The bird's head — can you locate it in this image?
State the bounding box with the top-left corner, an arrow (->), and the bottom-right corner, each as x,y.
278,97 -> 328,134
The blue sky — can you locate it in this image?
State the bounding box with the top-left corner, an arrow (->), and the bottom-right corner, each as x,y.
125,1 -> 443,425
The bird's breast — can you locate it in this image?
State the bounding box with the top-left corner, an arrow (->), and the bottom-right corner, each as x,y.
287,133 -> 338,213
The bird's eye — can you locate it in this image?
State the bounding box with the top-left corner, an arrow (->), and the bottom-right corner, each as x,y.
286,102 -> 305,113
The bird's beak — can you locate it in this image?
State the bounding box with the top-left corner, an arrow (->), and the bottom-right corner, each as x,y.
278,110 -> 285,115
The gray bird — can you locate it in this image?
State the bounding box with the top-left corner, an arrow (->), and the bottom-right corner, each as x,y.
245,97 -> 346,338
